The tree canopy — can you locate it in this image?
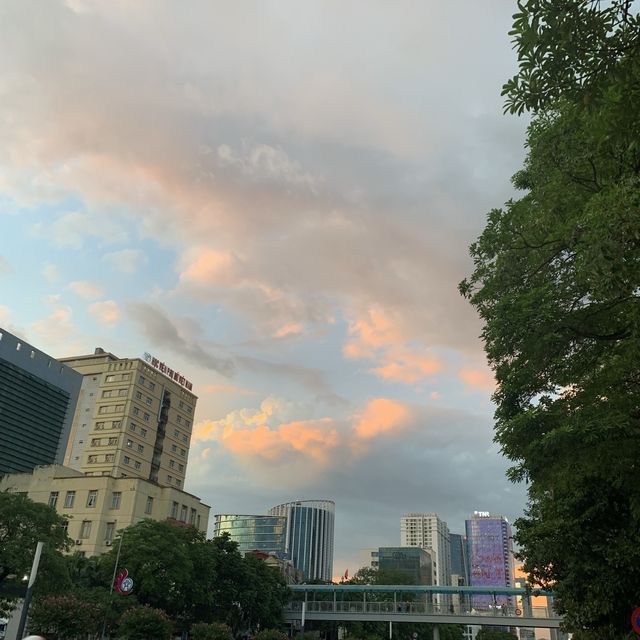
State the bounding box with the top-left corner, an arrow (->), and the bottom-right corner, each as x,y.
461,2 -> 640,638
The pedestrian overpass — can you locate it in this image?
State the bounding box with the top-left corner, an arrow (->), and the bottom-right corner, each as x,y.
284,584 -> 562,638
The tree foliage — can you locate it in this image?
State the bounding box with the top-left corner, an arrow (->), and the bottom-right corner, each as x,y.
28,594 -> 103,640
118,604 -> 173,640
190,621 -> 233,640
462,2 -> 640,639
475,630 -> 517,640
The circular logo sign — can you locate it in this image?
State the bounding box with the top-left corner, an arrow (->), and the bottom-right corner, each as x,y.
631,607 -> 640,634
120,576 -> 134,594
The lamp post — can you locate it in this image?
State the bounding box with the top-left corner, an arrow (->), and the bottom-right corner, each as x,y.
14,541 -> 44,640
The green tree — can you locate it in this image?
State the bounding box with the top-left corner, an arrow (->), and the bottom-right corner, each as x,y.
254,629 -> 288,640
191,621 -> 233,640
0,492 -> 71,615
461,3 -> 640,639
28,594 -> 102,640
475,630 -> 516,640
118,604 -> 172,640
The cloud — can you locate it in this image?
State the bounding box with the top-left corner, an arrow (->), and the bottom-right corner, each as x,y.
32,212 -> 127,249
42,263 -> 60,284
68,280 -> 104,299
459,366 -> 496,393
354,398 -> 412,439
0,256 -> 12,277
102,249 -> 147,274
88,300 -> 121,326
29,295 -> 84,354
199,383 -> 256,396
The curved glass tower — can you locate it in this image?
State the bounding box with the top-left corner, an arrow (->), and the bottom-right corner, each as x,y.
213,514 -> 287,555
268,499 -> 335,581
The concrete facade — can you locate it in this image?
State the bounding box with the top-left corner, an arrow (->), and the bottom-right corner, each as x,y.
60,348 -> 197,490
0,465 -> 210,557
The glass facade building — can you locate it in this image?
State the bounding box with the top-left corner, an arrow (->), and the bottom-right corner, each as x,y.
269,499 -> 335,581
378,547 -> 433,585
450,533 -> 469,585
465,512 -> 514,608
0,328 -> 82,475
213,514 -> 287,555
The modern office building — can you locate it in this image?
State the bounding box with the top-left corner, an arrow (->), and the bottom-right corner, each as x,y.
60,348 -> 197,489
361,547 -> 434,585
268,499 -> 335,581
0,465 -> 210,556
401,512 -> 452,596
0,328 -> 82,475
450,532 -> 470,585
465,511 -> 515,608
213,514 -> 287,555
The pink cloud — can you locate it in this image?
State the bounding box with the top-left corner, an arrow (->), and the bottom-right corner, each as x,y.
87,300 -> 121,326
459,366 -> 496,392
372,347 -> 442,384
180,249 -> 237,286
198,383 -> 256,395
354,398 -> 411,439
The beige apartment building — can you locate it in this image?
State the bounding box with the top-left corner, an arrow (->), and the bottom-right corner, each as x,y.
0,465 -> 210,556
60,348 -> 197,490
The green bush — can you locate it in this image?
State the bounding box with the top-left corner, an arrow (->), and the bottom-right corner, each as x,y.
28,595 -> 101,640
191,621 -> 234,640
118,604 -> 172,640
254,629 -> 289,640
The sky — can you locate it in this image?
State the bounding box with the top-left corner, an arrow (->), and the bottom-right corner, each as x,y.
0,0 -> 531,575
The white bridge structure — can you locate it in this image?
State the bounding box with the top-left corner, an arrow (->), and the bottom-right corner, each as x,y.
284,584 -> 563,639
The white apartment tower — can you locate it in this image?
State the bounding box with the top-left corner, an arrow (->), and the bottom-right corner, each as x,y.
401,512 -> 452,593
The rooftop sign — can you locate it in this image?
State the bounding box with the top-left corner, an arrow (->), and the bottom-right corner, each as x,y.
143,352 -> 193,391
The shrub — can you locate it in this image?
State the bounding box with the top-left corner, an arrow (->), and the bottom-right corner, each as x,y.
191,621 -> 234,640
118,604 -> 172,640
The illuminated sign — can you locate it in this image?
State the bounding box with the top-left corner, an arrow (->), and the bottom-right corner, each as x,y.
143,352 -> 193,391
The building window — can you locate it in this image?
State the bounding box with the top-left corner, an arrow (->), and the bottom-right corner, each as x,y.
180,505 -> 188,522
48,491 -> 59,508
182,435 -> 188,443
179,401 -> 184,409
146,396 -> 152,405
111,492 -> 121,509
135,391 -> 142,400
105,521 -> 116,543
148,381 -> 155,391
178,464 -> 184,472
169,460 -> 175,469
118,388 -> 127,397
122,373 -> 130,381
87,455 -> 98,463
140,428 -> 147,438
196,514 -> 201,529
189,508 -> 196,525
171,444 -> 177,453
175,479 -> 181,487
129,422 -> 136,432
91,438 -> 100,446
174,429 -> 180,437
108,437 -> 118,446
180,448 -> 186,456
139,375 -> 146,385
102,390 -> 114,398
105,454 -> 115,462
123,456 -> 130,465
86,490 -> 98,507
134,461 -> 141,470
143,413 -> 150,422
95,421 -> 105,430
171,501 -> 178,518
112,420 -> 122,428
187,405 -> 192,414
80,520 -> 92,539
167,475 -> 173,483
105,375 -> 115,382
132,407 -> 140,417
64,491 -> 75,508
137,444 -> 144,453
177,415 -> 182,424
145,496 -> 154,515
126,439 -> 133,448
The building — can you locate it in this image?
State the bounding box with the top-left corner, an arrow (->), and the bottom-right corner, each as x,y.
400,512 -> 452,598
465,511 -> 515,608
213,514 -> 287,555
0,465 -> 210,556
361,547 -> 434,585
245,550 -> 304,584
59,348 -> 197,489
268,500 -> 335,582
0,328 -> 82,475
450,532 -> 470,585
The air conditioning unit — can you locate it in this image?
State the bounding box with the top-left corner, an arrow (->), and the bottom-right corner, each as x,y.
105,540 -> 112,546
75,539 -> 83,545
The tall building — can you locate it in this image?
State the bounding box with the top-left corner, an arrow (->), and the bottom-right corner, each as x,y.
213,514 -> 287,555
0,328 -> 82,475
465,511 -> 515,608
400,512 -> 452,594
450,532 -> 470,585
60,348 -> 197,489
0,465 -> 210,556
268,500 -> 335,582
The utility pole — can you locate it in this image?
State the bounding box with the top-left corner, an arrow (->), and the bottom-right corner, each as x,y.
100,532 -> 125,640
14,541 -> 44,640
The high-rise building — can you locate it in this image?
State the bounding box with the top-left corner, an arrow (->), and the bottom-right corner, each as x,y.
400,512 -> 452,594
213,514 -> 287,555
465,511 -> 515,608
268,499 -> 335,581
60,348 -> 197,489
0,465 -> 210,556
450,532 -> 470,585
0,328 -> 82,475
